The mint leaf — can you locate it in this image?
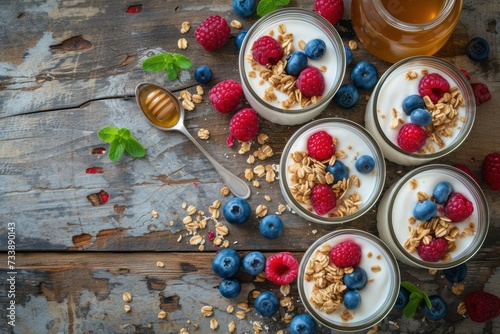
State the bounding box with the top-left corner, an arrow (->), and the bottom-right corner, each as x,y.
173,53 -> 192,69
118,128 -> 132,139
141,52 -> 192,81
142,53 -> 173,72
125,136 -> 146,158
98,126 -> 119,142
403,298 -> 421,318
257,0 -> 290,17
108,139 -> 125,161
166,62 -> 180,81
422,292 -> 432,309
275,0 -> 290,5
401,281 -> 422,295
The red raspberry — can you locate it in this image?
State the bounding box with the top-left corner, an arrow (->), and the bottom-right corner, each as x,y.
471,82 -> 492,106
417,237 -> 447,262
252,36 -> 283,66
482,152 -> 500,191
265,252 -> 299,285
452,163 -> 479,184
464,290 -> 500,323
209,80 -> 243,113
307,131 -> 335,161
418,72 -> 450,104
194,15 -> 231,51
311,184 -> 336,215
329,240 -> 361,268
315,0 -> 344,25
445,192 -> 474,222
296,66 -> 325,98
229,108 -> 259,142
397,123 -> 427,152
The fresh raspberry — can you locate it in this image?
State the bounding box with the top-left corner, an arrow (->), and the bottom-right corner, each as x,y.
229,108 -> 259,142
418,73 -> 450,104
252,36 -> 283,66
296,66 -> 325,98
464,290 -> 500,323
329,240 -> 361,268
307,131 -> 335,161
194,15 -> 231,51
445,192 -> 474,222
471,82 -> 492,106
265,252 -> 299,285
311,184 -> 336,215
314,0 -> 344,25
209,80 -> 243,113
452,163 -> 479,184
397,123 -> 427,152
417,237 -> 447,262
482,152 -> 500,190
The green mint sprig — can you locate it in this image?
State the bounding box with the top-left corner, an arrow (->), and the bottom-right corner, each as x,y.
401,281 -> 432,318
98,126 -> 146,161
257,0 -> 290,17
141,52 -> 192,81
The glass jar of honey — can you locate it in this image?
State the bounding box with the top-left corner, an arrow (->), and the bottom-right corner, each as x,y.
351,0 -> 463,63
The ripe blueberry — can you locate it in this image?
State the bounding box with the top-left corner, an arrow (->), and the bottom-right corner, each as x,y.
343,290 -> 361,310
465,37 -> 490,62
432,181 -> 453,204
343,267 -> 367,290
421,295 -> 447,321
326,160 -> 349,183
194,65 -> 213,84
410,108 -> 432,127
304,38 -> 326,60
219,278 -> 242,298
403,94 -> 425,115
394,286 -> 410,309
212,248 -> 241,278
232,0 -> 256,17
351,61 -> 378,90
344,46 -> 353,66
235,30 -> 247,50
223,197 -> 251,225
285,51 -> 308,76
355,155 -> 375,174
443,263 -> 467,283
289,313 -> 317,334
242,251 -> 266,276
413,200 -> 437,221
259,215 -> 284,239
254,291 -> 279,317
334,83 -> 359,109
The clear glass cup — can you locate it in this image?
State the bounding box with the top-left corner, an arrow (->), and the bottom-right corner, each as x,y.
298,229 -> 400,331
364,56 -> 475,166
279,118 -> 386,224
351,0 -> 463,63
238,8 -> 345,125
376,164 -> 489,269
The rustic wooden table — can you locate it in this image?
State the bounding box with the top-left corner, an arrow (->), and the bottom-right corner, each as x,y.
1,0 -> 498,333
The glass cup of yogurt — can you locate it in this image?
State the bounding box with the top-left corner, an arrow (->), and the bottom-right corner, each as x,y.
279,118 -> 386,224
364,56 -> 475,166
298,229 -> 400,332
377,164 -> 489,269
238,8 -> 345,126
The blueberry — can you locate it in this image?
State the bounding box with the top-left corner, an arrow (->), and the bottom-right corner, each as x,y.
432,181 -> 453,204
394,286 -> 410,309
326,160 -> 349,183
410,108 -> 432,127
443,263 -> 467,283
289,313 -> 317,334
242,251 -> 266,275
285,51 -> 308,76
194,65 -> 213,84
343,290 -> 361,310
232,0 -> 256,17
304,39 -> 326,60
465,37 -> 490,62
421,295 -> 447,321
413,200 -> 437,221
334,83 -> 359,109
219,278 -> 242,298
355,155 -> 375,174
259,214 -> 283,239
254,291 -> 279,317
223,197 -> 251,225
343,267 -> 367,290
402,94 -> 425,115
235,30 -> 247,50
212,248 -> 241,278
351,61 -> 378,90
344,46 -> 353,66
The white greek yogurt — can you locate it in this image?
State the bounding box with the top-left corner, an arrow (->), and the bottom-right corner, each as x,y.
377,164 -> 489,269
364,56 -> 475,166
239,8 -> 345,125
279,118 -> 385,224
298,229 -> 400,331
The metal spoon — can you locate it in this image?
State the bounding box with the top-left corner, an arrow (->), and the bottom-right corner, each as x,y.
135,82 -> 251,199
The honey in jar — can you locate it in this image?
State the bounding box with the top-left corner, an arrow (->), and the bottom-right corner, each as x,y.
351,0 -> 463,63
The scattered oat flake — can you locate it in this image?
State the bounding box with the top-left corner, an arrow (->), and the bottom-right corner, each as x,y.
156,261 -> 165,268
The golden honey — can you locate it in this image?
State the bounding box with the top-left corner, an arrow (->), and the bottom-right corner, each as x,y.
137,85 -> 180,128
351,0 -> 463,63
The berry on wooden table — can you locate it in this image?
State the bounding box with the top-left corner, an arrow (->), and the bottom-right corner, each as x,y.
465,37 -> 490,62
314,0 -> 344,25
219,278 -> 242,298
329,240 -> 361,267
350,61 -> 378,90
471,82 -> 492,106
242,251 -> 266,276
209,80 -> 243,113
482,152 -> 500,190
265,252 -> 299,285
254,291 -> 280,317
289,313 -> 317,334
229,108 -> 259,142
334,83 -> 359,109
194,15 -> 231,51
464,290 -> 500,323
443,263 -> 467,283
259,215 -> 284,239
212,248 -> 241,278
421,295 -> 447,321
232,0 -> 256,17
194,65 -> 213,84
223,197 -> 251,225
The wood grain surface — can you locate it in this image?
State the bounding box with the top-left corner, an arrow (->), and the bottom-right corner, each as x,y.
0,0 -> 499,333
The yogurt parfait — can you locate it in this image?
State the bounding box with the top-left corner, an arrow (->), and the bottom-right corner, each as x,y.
364,56 -> 475,166
298,229 -> 400,332
239,8 -> 345,125
279,118 -> 385,224
377,164 -> 489,269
